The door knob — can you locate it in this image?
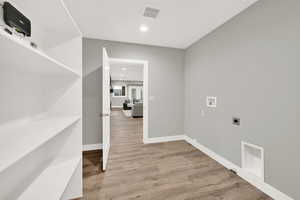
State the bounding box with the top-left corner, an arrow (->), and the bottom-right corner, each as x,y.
100,113 -> 110,117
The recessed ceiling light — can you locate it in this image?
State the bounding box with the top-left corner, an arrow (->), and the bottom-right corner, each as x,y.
140,25 -> 149,32
122,67 -> 127,71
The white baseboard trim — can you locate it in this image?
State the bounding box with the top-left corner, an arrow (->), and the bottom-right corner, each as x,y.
83,143 -> 103,151
183,135 -> 238,171
183,135 -> 294,200
143,135 -> 186,144
112,106 -> 123,108
238,171 -> 294,200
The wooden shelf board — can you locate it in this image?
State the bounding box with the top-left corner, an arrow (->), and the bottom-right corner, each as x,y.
18,157 -> 81,200
0,116 -> 80,173
0,29 -> 81,77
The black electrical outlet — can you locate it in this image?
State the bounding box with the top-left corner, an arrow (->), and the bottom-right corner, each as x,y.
232,117 -> 240,126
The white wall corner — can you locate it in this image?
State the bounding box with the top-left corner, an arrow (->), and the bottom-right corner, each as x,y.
83,143 -> 103,151
183,135 -> 294,200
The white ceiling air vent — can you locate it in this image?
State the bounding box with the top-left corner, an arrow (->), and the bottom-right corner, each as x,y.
143,7 -> 160,19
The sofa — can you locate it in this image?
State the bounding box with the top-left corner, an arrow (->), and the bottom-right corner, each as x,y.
123,99 -> 131,110
132,102 -> 143,118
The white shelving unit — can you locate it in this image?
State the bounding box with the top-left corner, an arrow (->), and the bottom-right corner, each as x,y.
0,0 -> 82,199
18,157 -> 81,200
0,116 -> 80,173
0,29 -> 81,77
10,0 -> 82,50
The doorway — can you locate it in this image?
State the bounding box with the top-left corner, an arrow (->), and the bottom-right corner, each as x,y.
109,58 -> 149,142
101,49 -> 149,171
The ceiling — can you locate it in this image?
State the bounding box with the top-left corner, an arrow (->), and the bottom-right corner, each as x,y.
110,63 -> 143,82
64,0 -> 259,49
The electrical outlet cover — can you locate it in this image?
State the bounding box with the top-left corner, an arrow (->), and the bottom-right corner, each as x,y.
207,96 -> 217,108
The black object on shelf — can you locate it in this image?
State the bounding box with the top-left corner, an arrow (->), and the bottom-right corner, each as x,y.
3,1 -> 31,37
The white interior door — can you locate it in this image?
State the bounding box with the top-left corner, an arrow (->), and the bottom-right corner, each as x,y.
102,48 -> 110,171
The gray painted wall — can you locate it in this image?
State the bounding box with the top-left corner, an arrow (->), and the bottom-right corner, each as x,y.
83,38 -> 185,145
111,96 -> 126,108
184,0 -> 300,199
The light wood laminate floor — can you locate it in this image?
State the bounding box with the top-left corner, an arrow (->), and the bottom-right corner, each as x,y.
81,109 -> 272,200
